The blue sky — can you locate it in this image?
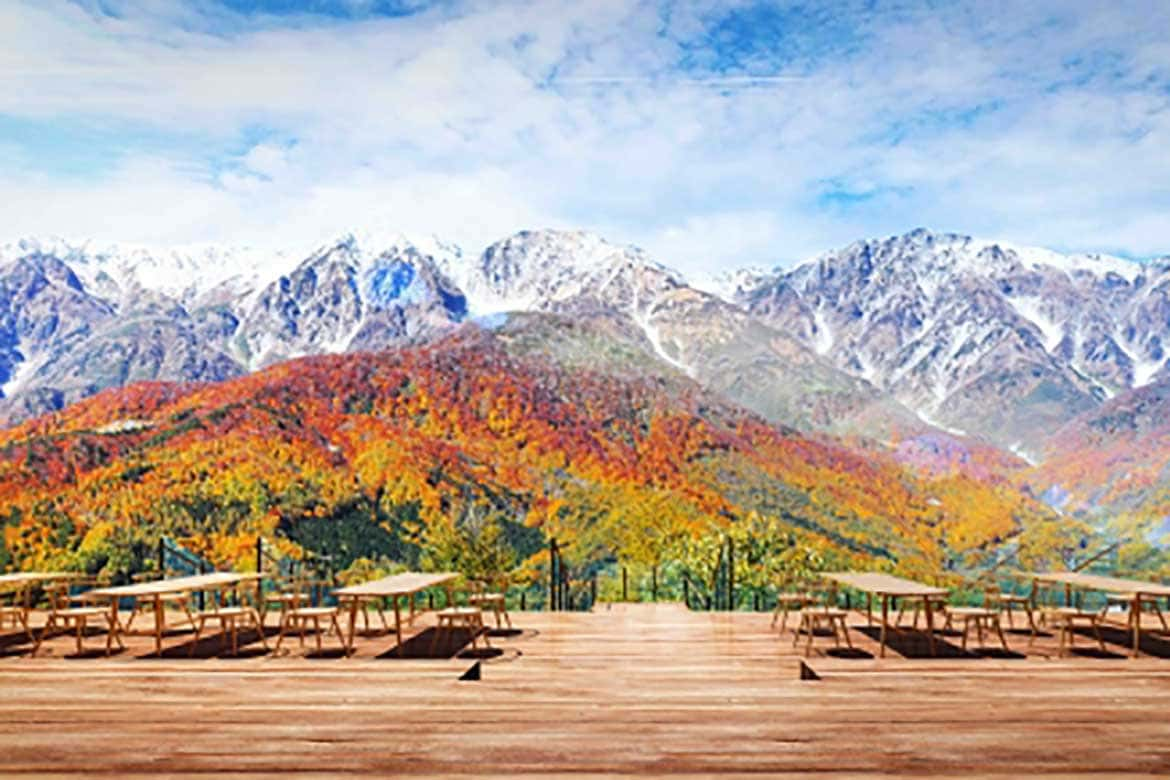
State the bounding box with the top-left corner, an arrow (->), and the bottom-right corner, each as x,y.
1,0 -> 1168,272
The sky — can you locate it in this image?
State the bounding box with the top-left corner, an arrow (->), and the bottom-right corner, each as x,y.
1,0 -> 1169,275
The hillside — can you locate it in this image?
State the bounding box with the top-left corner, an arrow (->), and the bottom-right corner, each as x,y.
0,328 -> 1069,592
1026,381 -> 1170,553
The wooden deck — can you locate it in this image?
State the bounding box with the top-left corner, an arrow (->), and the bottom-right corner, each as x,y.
2,602 -> 1170,777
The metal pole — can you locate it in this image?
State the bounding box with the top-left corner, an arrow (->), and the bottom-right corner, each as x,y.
591,575 -> 597,608
651,566 -> 657,602
727,536 -> 735,611
549,538 -> 558,611
683,577 -> 690,609
198,558 -> 206,611
157,537 -> 165,576
622,566 -> 628,601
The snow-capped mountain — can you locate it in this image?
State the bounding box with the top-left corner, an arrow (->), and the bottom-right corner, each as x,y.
237,234 -> 467,369
737,229 -> 1170,455
0,237 -> 290,307
1,225 -> 1168,460
448,230 -> 922,435
441,230 -> 685,316
0,233 -> 468,420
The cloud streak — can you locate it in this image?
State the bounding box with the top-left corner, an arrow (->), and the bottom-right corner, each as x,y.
0,0 -> 1167,274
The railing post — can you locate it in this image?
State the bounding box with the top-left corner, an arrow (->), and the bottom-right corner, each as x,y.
622,566 -> 628,601
683,577 -> 690,609
591,574 -> 597,609
727,536 -> 735,611
520,591 -> 526,611
651,566 -> 657,602
198,559 -> 206,611
157,537 -> 165,576
549,538 -> 559,612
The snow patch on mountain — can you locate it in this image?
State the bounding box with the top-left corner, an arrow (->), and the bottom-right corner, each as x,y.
1000,242 -> 1143,282
915,407 -> 966,437
1,358 -> 41,398
1006,295 -> 1064,352
812,308 -> 833,356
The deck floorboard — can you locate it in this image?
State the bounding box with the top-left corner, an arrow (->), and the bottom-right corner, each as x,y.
1,601 -> 1169,776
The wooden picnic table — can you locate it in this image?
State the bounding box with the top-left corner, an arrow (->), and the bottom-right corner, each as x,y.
0,572 -> 78,589
334,572 -> 459,656
822,572 -> 949,657
85,573 -> 262,655
1033,571 -> 1170,658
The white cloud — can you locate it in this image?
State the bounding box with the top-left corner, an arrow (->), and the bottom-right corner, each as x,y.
0,0 -> 1167,270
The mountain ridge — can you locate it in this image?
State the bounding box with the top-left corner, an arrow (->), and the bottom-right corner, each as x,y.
2,226 -> 1168,464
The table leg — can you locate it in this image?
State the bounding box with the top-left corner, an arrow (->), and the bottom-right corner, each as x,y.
152,595 -> 164,656
879,595 -> 888,658
106,599 -> 121,653
923,597 -> 937,656
393,595 -> 404,657
345,597 -> 358,656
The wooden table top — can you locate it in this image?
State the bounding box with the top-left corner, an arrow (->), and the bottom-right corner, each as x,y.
1033,571 -> 1170,597
822,572 -> 949,597
85,572 -> 261,599
0,572 -> 77,588
334,572 -> 458,599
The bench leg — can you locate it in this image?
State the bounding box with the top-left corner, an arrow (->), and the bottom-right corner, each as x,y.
31,617 -> 55,657
251,609 -> 269,651
189,617 -> 204,657
274,615 -> 289,653
1091,620 -> 1106,653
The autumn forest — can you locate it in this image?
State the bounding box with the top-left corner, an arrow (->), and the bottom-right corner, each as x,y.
0,320 -> 1125,607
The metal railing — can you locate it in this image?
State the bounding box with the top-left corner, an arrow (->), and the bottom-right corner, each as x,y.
256,537 -> 336,606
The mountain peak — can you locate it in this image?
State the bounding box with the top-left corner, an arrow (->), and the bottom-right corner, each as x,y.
445,229 -> 683,316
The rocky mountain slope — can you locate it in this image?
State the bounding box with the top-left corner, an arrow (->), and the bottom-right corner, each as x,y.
2,227 -> 1167,466
451,230 -> 924,437
1027,379 -> 1170,520
737,229 -> 1170,456
0,234 -> 469,420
